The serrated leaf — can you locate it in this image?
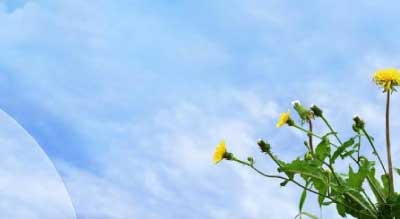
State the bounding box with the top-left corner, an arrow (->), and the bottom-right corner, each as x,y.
331,138 -> 355,164
347,158 -> 374,191
280,159 -> 324,181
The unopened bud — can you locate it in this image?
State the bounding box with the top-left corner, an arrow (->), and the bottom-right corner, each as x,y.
353,115 -> 365,130
310,104 -> 323,117
292,100 -> 312,120
305,152 -> 313,160
224,152 -> 234,160
257,139 -> 271,153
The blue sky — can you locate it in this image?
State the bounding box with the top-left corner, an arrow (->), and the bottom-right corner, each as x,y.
2,0 -> 400,218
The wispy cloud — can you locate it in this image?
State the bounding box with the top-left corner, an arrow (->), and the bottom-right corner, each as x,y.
2,0 -> 400,218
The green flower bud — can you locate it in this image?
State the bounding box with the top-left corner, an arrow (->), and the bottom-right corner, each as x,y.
305,152 -> 313,161
352,123 -> 360,133
287,118 -> 295,126
310,104 -> 323,117
292,100 -> 313,120
353,115 -> 365,130
257,139 -> 271,153
224,152 -> 234,161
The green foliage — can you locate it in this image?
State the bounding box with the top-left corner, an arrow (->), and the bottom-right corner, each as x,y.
223,101 -> 400,218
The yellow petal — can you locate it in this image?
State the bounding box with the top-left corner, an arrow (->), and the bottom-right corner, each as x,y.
276,110 -> 290,128
213,140 -> 227,164
373,68 -> 400,91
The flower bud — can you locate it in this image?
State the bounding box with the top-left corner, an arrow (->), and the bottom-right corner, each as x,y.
292,100 -> 312,120
223,152 -> 234,161
305,152 -> 313,161
310,104 -> 323,117
353,115 -> 365,130
257,139 -> 271,153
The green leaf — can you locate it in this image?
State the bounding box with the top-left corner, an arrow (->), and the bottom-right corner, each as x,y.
280,179 -> 290,187
395,168 -> 400,176
367,168 -> 386,203
331,138 -> 355,164
279,159 -> 324,181
299,184 -> 308,212
336,202 -> 346,217
312,178 -> 328,206
347,158 -> 374,191
341,149 -> 357,159
315,138 -> 331,161
381,174 -> 390,198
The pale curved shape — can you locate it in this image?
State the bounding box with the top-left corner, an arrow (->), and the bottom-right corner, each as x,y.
0,110 -> 76,218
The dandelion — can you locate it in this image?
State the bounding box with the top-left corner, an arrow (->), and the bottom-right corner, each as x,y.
373,68 -> 400,92
213,140 -> 227,164
276,110 -> 292,128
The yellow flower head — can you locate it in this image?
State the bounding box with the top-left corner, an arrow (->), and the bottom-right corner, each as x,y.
213,140 -> 227,164
276,110 -> 291,128
373,68 -> 400,91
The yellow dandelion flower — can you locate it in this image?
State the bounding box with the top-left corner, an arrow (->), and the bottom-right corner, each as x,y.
213,140 -> 227,164
373,68 -> 400,91
276,110 -> 291,128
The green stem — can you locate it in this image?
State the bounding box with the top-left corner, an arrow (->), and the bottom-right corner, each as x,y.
321,115 -> 343,145
361,128 -> 388,177
318,114 -> 385,203
292,124 -> 339,147
231,158 -> 376,217
362,190 -> 378,212
357,134 -> 361,162
297,119 -> 385,204
308,120 -> 314,152
386,91 -> 394,197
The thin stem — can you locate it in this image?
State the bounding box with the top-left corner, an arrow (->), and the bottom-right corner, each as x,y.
308,120 -> 314,152
386,91 -> 394,197
296,119 -> 384,204
231,158 -> 376,217
361,128 -> 388,176
292,124 -> 339,147
321,115 -> 343,145
319,115 -> 386,203
357,134 -> 361,162
362,190 -> 378,212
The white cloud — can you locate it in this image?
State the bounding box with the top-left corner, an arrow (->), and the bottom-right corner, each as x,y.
55,161 -> 137,219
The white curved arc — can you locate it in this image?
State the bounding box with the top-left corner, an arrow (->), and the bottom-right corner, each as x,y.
0,109 -> 77,218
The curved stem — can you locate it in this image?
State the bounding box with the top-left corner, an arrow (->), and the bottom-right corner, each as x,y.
231,158 -> 376,217
294,121 -> 384,204
386,91 -> 394,197
292,124 -> 339,147
321,115 -> 343,145
361,128 -> 388,177
318,115 -> 385,203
